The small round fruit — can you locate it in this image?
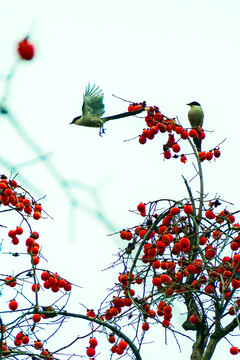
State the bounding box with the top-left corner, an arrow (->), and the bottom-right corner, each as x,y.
190,315 -> 200,324
184,204 -> 193,214
15,227 -> 23,235
118,340 -> 127,350
230,346 -> 239,355
33,212 -> 41,220
89,337 -> 98,348
32,314 -> 41,323
137,202 -> 146,212
9,299 -> 18,311
142,322 -> 149,331
170,207 -> 180,216
34,340 -> 42,350
32,283 -> 40,292
162,319 -> 170,327
205,209 -> 215,219
17,38 -> 35,60
22,335 -> 29,344
108,335 -> 116,343
15,332 -> 23,340
172,143 -> 180,153
86,347 -> 95,357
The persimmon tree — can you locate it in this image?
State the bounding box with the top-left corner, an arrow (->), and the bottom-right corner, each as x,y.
0,37 -> 239,360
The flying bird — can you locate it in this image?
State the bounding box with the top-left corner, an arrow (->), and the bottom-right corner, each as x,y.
70,84 -> 144,134
187,101 -> 204,151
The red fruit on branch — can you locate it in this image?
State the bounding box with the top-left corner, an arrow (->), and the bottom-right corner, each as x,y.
22,335 -> 29,344
33,211 -> 41,220
189,129 -> 198,138
170,206 -> 180,216
89,337 -> 98,348
230,346 -> 239,355
172,143 -> 181,153
111,345 -> 117,353
160,274 -> 171,284
214,148 -> 221,158
152,277 -> 161,286
15,226 -> 23,235
14,339 -> 22,346
205,209 -> 215,219
179,237 -> 190,248
108,335 -> 116,343
118,340 -> 127,350
12,236 -> 19,245
184,204 -> 193,214
198,151 -> 206,161
32,314 -> 41,323
8,229 -> 16,238
116,347 -> 124,355
15,332 -> 23,340
86,347 -> 95,357
175,126 -> 183,134
162,305 -> 172,314
180,154 -> 187,163
9,299 -> 18,311
199,236 -> 207,245
34,340 -> 42,349
232,279 -> 240,289
205,284 -> 215,294
5,276 -> 17,287
164,151 -> 171,159
41,271 -> 50,281
142,322 -> 149,331
32,283 -> 40,292
190,315 -> 200,324
17,38 -> 35,60
206,151 -> 213,161
162,319 -> 170,327
139,135 -> 147,144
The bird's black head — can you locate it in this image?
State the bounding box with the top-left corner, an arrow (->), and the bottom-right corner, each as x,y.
70,116 -> 81,125
187,101 -> 201,106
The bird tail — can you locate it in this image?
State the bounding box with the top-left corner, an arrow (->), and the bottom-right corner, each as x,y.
102,108 -> 145,121
193,137 -> 202,152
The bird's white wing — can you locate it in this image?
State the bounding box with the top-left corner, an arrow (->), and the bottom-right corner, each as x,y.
82,84 -> 105,118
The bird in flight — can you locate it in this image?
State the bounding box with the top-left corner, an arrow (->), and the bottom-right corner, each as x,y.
187,101 -> 204,151
70,84 -> 145,135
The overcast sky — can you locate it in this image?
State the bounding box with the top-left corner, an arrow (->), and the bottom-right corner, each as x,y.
0,1 -> 239,358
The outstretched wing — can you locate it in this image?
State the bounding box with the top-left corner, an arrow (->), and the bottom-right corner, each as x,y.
82,84 -> 105,118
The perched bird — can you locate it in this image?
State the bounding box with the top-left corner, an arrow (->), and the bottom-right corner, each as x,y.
70,84 -> 144,134
41,306 -> 57,318
187,101 -> 204,151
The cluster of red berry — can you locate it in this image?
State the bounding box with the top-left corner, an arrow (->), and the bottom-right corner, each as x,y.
41,270 -> 72,293
110,339 -> 128,356
0,177 -> 42,219
8,228 -> 40,263
117,200 -> 240,355
1,174 -> 73,359
136,106 -> 221,163
86,308 -> 129,356
86,337 -> 98,357
128,103 -> 144,112
2,330 -> 54,359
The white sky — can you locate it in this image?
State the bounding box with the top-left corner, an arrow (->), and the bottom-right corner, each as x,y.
0,1 -> 240,359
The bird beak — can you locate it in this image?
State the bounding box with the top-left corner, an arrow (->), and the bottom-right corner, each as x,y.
70,115 -> 81,125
